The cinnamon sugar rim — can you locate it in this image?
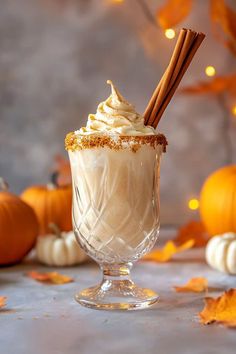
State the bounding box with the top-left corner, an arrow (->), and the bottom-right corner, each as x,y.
65,132 -> 168,153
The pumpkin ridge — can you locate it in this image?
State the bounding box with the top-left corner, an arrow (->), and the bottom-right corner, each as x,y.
61,188 -> 72,231
222,174 -> 235,233
38,189 -> 48,235
221,238 -> 232,273
21,183 -> 72,236
206,233 -> 236,274
200,165 -> 236,235
17,201 -> 38,257
43,189 -> 49,234
0,194 -> 38,265
227,174 -> 236,232
46,189 -> 52,234
51,190 -> 62,230
0,199 -> 16,261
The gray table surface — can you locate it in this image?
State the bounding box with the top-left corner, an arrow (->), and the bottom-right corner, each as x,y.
0,229 -> 236,354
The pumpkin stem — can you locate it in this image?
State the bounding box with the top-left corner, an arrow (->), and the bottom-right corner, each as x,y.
48,171 -> 59,189
0,177 -> 9,191
47,172 -> 59,190
48,223 -> 61,237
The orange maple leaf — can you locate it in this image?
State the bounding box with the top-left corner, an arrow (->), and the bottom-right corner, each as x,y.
174,220 -> 210,247
0,296 -> 7,309
27,271 -> 74,285
157,0 -> 193,29
53,154 -> 71,187
211,0 -> 236,56
224,321 -> 236,328
174,277 -> 208,293
142,239 -> 194,262
181,74 -> 236,98
199,288 -> 236,326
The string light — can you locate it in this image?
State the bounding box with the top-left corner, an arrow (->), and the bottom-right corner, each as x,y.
188,198 -> 199,210
165,28 -> 176,39
231,105 -> 236,116
205,66 -> 216,77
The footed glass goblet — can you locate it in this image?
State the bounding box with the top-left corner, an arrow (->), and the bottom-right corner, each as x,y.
67,133 -> 166,310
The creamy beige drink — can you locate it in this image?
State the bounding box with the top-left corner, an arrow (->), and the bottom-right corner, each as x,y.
66,81 -> 167,263
65,27 -> 202,311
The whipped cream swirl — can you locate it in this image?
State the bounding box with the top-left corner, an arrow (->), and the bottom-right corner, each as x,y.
77,80 -> 155,136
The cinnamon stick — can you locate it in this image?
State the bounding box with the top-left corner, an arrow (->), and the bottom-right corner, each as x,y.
168,30 -> 197,89
144,29 -> 205,128
144,29 -> 187,124
152,32 -> 205,128
148,29 -> 188,125
143,80 -> 162,123
143,29 -> 188,122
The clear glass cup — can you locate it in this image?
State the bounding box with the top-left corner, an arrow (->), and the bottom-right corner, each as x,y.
67,133 -> 166,310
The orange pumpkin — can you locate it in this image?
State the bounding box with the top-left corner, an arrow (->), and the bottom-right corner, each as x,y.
200,165 -> 236,236
0,178 -> 38,266
21,173 -> 72,235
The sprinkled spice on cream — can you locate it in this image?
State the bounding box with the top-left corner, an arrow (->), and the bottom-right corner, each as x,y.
77,80 -> 155,136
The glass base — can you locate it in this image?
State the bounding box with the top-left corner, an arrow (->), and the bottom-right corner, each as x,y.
75,278 -> 159,311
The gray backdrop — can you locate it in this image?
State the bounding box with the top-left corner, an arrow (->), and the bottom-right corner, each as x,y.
0,0 -> 235,225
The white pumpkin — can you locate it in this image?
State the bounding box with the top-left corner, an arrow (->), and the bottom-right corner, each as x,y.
206,232 -> 236,274
36,224 -> 87,266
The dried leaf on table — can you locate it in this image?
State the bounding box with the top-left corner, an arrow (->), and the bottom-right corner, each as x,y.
0,296 -> 7,309
174,277 -> 208,293
174,220 -> 210,247
157,0 -> 193,29
27,271 -> 74,284
142,239 -> 194,262
181,74 -> 236,97
210,0 -> 236,56
199,288 -> 236,326
224,321 -> 236,328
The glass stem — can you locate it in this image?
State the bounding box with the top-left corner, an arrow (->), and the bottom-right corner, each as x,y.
101,263 -> 133,282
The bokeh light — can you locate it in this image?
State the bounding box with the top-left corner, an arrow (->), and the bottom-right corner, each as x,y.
165,29 -> 176,39
231,105 -> 236,116
188,198 -> 199,210
205,65 -> 216,77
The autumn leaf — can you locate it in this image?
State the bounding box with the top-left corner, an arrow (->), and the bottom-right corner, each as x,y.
47,272 -> 74,284
174,277 -> 208,293
157,0 -> 193,29
0,296 -> 7,309
27,271 -> 50,282
175,220 -> 210,247
224,321 -> 236,328
199,288 -> 236,326
142,239 -> 194,262
27,271 -> 74,285
210,0 -> 236,56
181,74 -> 236,97
53,154 -> 71,187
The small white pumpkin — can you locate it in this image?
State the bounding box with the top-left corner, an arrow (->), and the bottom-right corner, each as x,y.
36,223 -> 87,266
206,232 -> 236,274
